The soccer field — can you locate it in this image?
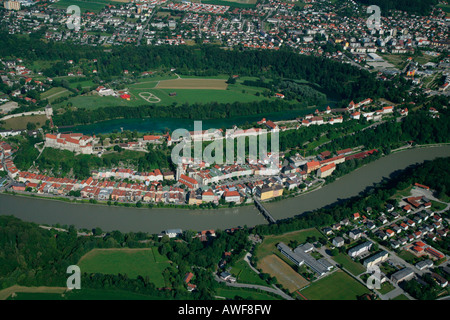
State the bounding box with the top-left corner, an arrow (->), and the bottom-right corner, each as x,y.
299,270 -> 371,300
77,248 -> 170,288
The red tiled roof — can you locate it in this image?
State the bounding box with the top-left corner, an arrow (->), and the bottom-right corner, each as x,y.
320,163 -> 335,172
143,135 -> 161,141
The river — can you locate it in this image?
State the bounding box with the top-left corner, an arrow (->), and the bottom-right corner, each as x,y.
0,145 -> 449,234
69,109 -> 318,135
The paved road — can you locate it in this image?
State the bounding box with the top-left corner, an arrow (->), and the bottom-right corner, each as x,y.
214,274 -> 294,300
136,10 -> 154,46
243,252 -> 260,275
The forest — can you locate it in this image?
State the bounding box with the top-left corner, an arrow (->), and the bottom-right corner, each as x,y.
12,140 -> 174,179
356,0 -> 439,15
0,32 -> 413,116
0,214 -> 251,300
52,99 -> 303,126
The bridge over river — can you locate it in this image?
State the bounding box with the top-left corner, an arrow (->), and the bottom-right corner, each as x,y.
0,145 -> 449,234
254,198 -> 277,224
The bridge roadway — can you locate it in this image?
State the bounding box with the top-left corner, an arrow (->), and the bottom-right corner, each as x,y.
254,198 -> 277,224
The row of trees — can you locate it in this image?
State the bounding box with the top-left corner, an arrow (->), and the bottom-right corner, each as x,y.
356,0 -> 438,15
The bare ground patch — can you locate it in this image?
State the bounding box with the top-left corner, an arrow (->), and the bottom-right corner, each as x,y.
0,285 -> 67,300
156,78 -> 228,90
259,254 -> 309,293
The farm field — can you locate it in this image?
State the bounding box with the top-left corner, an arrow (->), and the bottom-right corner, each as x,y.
2,114 -> 48,130
155,78 -> 228,90
259,254 -> 309,293
299,270 -> 371,300
215,287 -> 282,300
41,87 -> 71,103
0,285 -> 66,300
332,253 -> 366,276
254,228 -> 325,262
77,248 -> 170,288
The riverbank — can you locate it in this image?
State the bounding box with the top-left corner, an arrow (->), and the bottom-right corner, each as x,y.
1,145 -> 449,234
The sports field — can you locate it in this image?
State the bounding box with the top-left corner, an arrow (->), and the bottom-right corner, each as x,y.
259,254 -> 309,293
155,78 -> 228,90
299,270 -> 371,300
77,248 -> 170,287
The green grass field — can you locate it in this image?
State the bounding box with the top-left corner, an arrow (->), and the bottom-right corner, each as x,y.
68,79 -> 97,89
2,114 -> 49,130
51,0 -> 111,13
229,258 -> 268,286
437,4 -> 450,14
41,87 -> 72,103
55,77 -> 273,109
431,200 -> 447,212
392,294 -> 410,300
378,281 -> 396,295
299,271 -> 371,300
7,289 -> 168,300
397,250 -> 420,265
332,253 -> 366,276
77,248 -> 170,288
195,0 -> 257,8
215,287 -> 282,300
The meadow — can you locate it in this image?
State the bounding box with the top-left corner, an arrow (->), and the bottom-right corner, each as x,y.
2,114 -> 48,130
229,258 -> 268,286
54,76 -> 273,109
51,0 -> 109,13
41,87 -> 72,103
77,248 -> 170,288
331,253 -> 366,276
